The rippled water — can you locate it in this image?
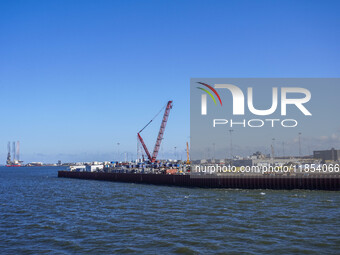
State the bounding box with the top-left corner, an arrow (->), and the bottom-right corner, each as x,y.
0,167 -> 339,254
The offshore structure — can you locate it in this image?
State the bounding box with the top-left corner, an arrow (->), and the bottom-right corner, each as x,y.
6,141 -> 22,167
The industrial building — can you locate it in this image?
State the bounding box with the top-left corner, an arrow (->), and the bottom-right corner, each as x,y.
313,148 -> 340,161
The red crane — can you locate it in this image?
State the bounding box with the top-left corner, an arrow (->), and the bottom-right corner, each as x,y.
137,101 -> 173,163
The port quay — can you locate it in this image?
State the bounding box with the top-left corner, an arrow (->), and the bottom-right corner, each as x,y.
58,170 -> 340,190
58,148 -> 340,191
56,94 -> 340,190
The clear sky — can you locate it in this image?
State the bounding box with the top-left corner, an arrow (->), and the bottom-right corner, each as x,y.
0,0 -> 339,163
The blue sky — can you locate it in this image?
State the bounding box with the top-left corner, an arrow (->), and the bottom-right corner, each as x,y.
0,0 -> 339,163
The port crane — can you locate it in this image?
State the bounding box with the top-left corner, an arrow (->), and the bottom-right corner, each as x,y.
137,101 -> 173,163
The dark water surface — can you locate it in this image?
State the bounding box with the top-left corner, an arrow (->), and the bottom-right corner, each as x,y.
0,167 -> 339,254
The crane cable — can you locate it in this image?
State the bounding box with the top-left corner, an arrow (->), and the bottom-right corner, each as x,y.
138,103 -> 167,133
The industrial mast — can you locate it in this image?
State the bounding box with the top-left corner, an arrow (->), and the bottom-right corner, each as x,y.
186,141 -> 190,164
6,142 -> 11,165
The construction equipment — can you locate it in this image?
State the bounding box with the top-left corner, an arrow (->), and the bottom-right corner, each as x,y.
186,142 -> 190,164
137,101 -> 173,163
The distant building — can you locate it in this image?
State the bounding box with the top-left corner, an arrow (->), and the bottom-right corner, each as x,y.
27,162 -> 43,166
86,164 -> 104,172
251,151 -> 267,159
233,159 -> 253,167
70,165 -> 86,171
313,148 -> 340,161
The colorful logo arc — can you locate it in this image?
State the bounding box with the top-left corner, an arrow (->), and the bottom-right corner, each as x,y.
196,82 -> 223,106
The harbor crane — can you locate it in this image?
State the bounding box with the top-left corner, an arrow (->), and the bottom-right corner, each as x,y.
137,101 -> 173,163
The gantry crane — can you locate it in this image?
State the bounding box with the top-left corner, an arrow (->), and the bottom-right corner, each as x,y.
137,101 -> 173,163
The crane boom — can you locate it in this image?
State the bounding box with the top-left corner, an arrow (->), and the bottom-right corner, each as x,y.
137,133 -> 152,161
186,142 -> 190,164
151,101 -> 173,162
137,101 -> 173,163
